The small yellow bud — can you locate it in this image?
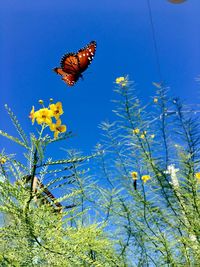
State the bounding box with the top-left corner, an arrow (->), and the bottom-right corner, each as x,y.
133,128 -> 140,134
131,171 -> 138,180
154,98 -> 158,103
38,100 -> 44,104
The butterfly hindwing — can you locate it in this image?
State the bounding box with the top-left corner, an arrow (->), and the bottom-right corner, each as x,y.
61,53 -> 79,74
62,74 -> 79,86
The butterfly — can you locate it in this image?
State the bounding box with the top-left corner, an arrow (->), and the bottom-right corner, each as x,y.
54,41 -> 97,86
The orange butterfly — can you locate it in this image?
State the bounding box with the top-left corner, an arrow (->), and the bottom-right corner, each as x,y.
54,41 -> 97,86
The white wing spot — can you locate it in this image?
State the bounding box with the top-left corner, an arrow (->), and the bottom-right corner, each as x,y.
83,53 -> 85,56
79,55 -> 82,58
91,52 -> 94,55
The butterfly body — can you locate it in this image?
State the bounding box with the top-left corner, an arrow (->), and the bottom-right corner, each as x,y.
54,41 -> 97,86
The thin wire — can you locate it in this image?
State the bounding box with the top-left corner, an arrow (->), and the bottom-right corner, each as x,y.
146,0 -> 163,82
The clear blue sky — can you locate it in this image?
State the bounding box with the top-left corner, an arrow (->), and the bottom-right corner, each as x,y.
0,0 -> 200,159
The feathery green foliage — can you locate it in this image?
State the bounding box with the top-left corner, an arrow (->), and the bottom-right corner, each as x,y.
93,78 -> 200,266
0,105 -> 122,266
1,79 -> 200,266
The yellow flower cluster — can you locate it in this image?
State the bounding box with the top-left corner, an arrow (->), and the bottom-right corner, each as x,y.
115,76 -> 128,87
133,129 -> 155,140
29,101 -> 67,139
131,171 -> 151,183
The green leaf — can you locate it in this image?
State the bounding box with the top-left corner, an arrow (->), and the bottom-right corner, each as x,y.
4,104 -> 29,147
0,130 -> 29,149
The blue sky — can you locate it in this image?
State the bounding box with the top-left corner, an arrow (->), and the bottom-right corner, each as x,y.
0,0 -> 200,159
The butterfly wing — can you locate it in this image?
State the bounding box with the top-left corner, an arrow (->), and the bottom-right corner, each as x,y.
62,73 -> 79,86
60,53 -> 79,74
77,41 -> 97,73
54,68 -> 79,86
54,67 -> 66,76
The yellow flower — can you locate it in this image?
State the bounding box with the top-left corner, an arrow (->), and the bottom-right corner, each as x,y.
195,172 -> 200,180
142,175 -> 151,183
50,119 -> 67,139
133,128 -> 140,134
115,76 -> 128,87
116,77 -> 125,83
121,82 -> 127,87
0,157 -> 7,164
154,98 -> 158,103
151,134 -> 155,139
49,102 -> 64,120
29,106 -> 36,124
35,108 -> 53,125
131,171 -> 138,180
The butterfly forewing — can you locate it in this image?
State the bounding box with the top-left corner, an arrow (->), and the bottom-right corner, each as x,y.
77,41 -> 97,73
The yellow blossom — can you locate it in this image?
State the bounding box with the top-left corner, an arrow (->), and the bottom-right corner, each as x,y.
35,108 -> 53,125
50,119 -> 67,139
133,128 -> 140,134
195,172 -> 200,180
151,134 -> 155,139
131,171 -> 138,180
116,77 -> 125,83
0,157 -> 7,164
154,98 -> 158,103
142,175 -> 151,183
115,76 -> 128,87
49,102 -> 64,120
29,106 -> 36,124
